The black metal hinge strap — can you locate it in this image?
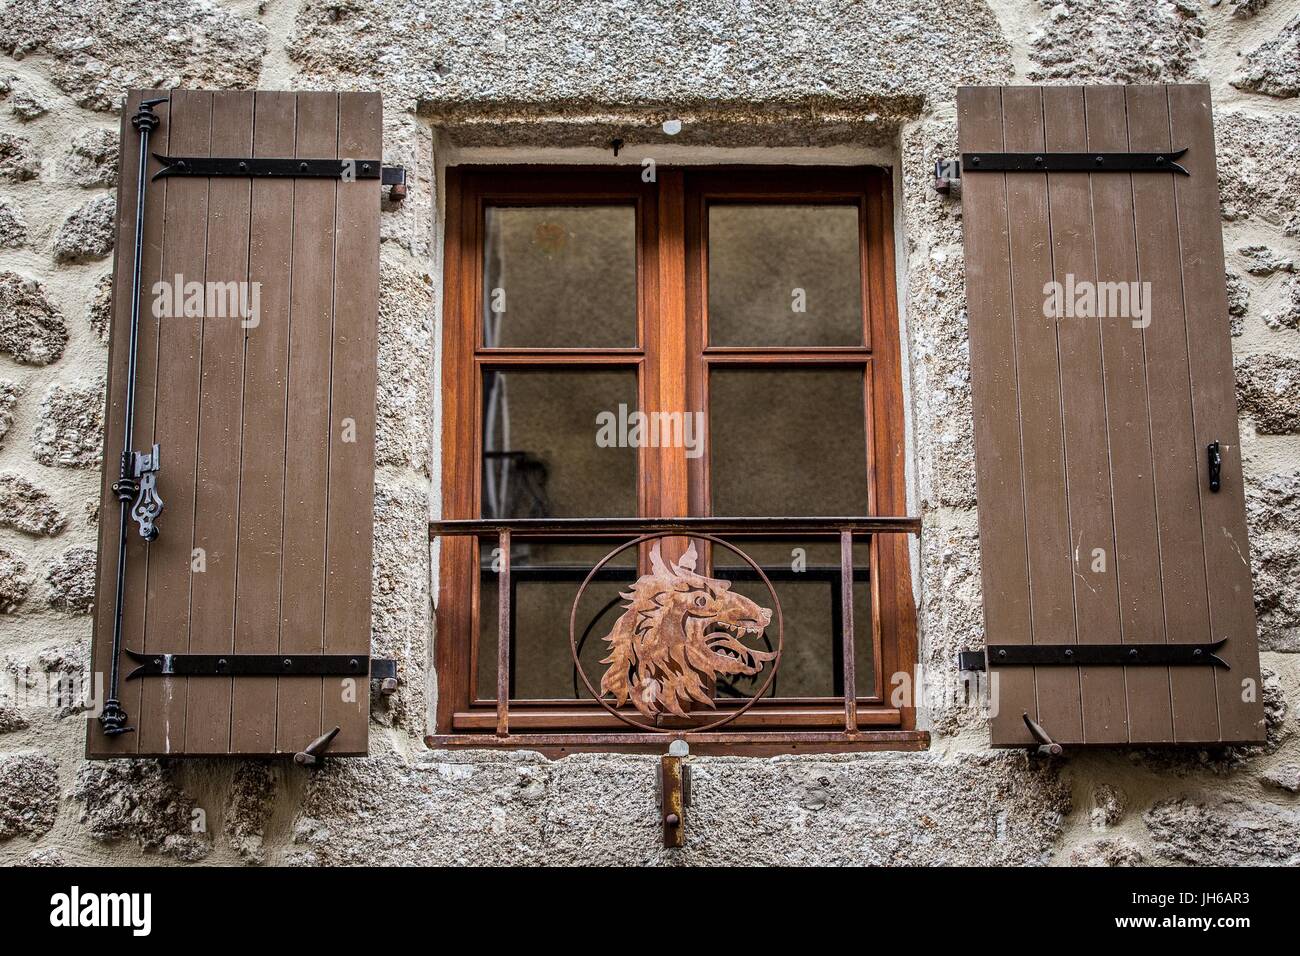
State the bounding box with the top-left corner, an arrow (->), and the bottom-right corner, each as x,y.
152,156 -> 383,180
987,638 -> 1229,669
124,650 -> 370,680
961,148 -> 1189,175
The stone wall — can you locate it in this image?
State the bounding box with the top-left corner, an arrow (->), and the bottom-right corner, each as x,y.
0,0 -> 1297,866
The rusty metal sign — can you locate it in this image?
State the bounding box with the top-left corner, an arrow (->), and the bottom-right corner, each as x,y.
569,532 -> 784,733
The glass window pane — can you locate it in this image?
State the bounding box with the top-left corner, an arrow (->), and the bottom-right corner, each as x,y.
484,206 -> 636,348
478,368 -> 638,700
478,543 -> 636,701
481,368 -> 637,519
708,204 -> 862,347
709,368 -> 869,516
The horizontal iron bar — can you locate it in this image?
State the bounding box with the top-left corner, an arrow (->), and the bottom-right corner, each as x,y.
429,516 -> 922,537
961,148 -> 1188,175
426,730 -> 930,750
478,563 -> 870,582
123,649 -> 370,680
152,155 -> 382,180
986,639 -> 1229,669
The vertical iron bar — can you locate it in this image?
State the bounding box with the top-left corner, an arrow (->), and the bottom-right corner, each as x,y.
840,528 -> 858,733
100,96 -> 166,737
496,529 -> 511,736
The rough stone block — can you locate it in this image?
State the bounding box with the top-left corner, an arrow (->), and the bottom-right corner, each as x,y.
34,378 -> 105,469
0,750 -> 58,841
0,472 -> 67,536
0,272 -> 67,365
53,195 -> 116,263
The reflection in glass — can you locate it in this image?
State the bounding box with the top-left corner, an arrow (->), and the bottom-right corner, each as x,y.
708,204 -> 862,347
710,368 -> 869,517
483,206 -> 636,348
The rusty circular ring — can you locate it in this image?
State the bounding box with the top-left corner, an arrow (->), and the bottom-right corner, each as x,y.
568,532 -> 784,734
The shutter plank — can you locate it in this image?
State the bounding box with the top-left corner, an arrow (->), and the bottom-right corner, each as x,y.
322,92 -> 381,754
1083,85 -> 1172,743
138,89 -> 212,755
1001,86 -> 1084,743
1125,85 -> 1218,743
1168,85 -> 1265,743
230,91 -> 297,753
956,87 -> 1035,745
275,92 -> 339,754
1042,86 -> 1126,743
185,90 -> 254,753
87,90 -> 169,756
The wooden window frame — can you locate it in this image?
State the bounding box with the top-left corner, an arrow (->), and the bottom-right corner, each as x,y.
434,165 -> 923,754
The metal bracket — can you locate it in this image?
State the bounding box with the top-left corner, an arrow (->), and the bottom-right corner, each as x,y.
382,165 -> 407,201
957,650 -> 986,672
987,638 -> 1229,669
1208,441 -> 1222,493
370,657 -> 399,696
933,157 -> 962,195
123,650 -> 371,680
1023,712 -> 1062,756
655,740 -> 691,848
961,148 -> 1189,175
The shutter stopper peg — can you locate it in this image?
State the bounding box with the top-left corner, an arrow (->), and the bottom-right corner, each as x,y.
294,726 -> 341,767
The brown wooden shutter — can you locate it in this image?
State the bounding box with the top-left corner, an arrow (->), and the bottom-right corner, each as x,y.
958,84 -> 1266,747
87,90 -> 381,758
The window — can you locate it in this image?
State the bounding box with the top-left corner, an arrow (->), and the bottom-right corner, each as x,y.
435,166 -> 920,751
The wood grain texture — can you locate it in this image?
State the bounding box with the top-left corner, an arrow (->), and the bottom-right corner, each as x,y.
1042,86 -> 1126,743
1168,84 -> 1265,743
138,89 -> 211,756
958,87 -> 1038,745
1083,84 -> 1168,743
274,92 -> 338,755
321,91 -> 381,753
230,90 -> 296,753
185,90 -> 253,753
1126,85 -> 1218,743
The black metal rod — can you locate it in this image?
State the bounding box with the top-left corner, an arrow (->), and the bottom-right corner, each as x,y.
100,97 -> 166,737
431,516 -> 922,537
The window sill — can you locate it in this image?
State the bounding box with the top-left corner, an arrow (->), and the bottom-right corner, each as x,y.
424,729 -> 930,758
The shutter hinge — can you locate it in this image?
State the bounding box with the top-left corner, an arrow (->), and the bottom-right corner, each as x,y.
985,639 -> 1229,668
957,650 -> 986,672
151,155 -> 408,202
958,148 -> 1189,175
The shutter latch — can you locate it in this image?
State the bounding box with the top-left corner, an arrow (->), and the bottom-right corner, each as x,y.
118,443 -> 164,540
1207,441 -> 1222,493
